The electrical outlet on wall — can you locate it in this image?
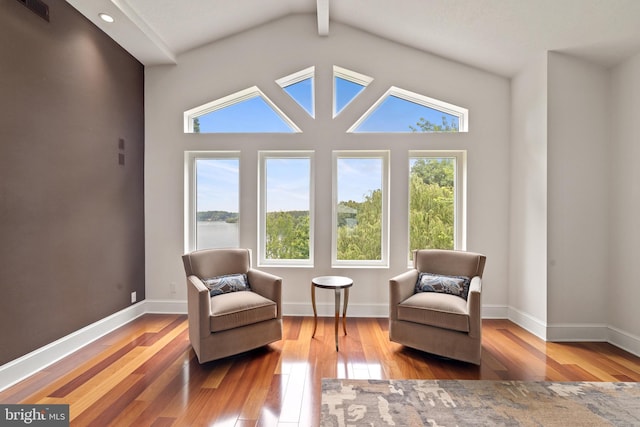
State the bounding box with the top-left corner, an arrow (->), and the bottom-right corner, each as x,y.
170,282 -> 177,294
131,291 -> 137,303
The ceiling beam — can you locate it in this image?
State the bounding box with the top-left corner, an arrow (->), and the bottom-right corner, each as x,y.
317,0 -> 329,36
65,0 -> 176,65
111,0 -> 176,63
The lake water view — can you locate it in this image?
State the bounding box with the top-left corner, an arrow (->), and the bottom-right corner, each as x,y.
197,221 -> 239,249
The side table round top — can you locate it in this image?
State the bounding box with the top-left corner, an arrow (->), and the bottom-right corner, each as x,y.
311,276 -> 353,289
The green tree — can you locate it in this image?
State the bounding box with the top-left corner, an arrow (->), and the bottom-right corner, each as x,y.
197,210 -> 238,222
409,159 -> 455,256
409,116 -> 459,132
337,189 -> 382,260
193,117 -> 201,133
265,211 -> 309,259
410,158 -> 454,187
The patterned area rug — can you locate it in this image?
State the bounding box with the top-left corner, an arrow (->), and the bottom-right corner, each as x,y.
321,379 -> 640,426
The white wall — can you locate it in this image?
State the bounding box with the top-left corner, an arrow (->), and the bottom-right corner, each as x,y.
609,51 -> 640,353
508,55 -> 548,337
144,15 -> 510,316
546,52 -> 609,340
508,51 -> 640,353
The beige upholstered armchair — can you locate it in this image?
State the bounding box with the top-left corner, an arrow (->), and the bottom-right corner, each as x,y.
389,249 -> 486,365
181,248 -> 282,363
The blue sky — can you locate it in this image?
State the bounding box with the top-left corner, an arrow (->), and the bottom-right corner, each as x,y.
196,158 -> 239,212
335,77 -> 365,115
265,158 -> 310,211
283,78 -> 314,117
337,158 -> 382,203
196,78 -> 459,133
355,95 -> 459,132
197,96 -> 294,133
197,156 -> 381,213
195,77 -> 456,213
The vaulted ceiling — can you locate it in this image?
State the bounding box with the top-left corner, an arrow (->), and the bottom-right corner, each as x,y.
66,0 -> 640,77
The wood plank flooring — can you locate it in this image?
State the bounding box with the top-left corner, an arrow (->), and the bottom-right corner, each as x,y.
1,315 -> 640,426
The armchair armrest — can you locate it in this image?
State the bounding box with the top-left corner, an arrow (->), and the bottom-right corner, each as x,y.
186,275 -> 212,340
389,269 -> 419,320
466,276 -> 482,338
247,269 -> 282,318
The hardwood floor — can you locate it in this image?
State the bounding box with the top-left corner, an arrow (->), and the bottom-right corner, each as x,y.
2,314 -> 640,426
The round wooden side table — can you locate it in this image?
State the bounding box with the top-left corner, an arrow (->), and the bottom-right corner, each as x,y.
311,276 -> 353,351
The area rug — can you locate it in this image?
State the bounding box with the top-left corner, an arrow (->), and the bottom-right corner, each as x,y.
321,379 -> 640,426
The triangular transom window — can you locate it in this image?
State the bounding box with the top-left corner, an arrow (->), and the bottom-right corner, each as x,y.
184,86 -> 300,133
333,66 -> 373,117
348,87 -> 468,133
276,67 -> 315,118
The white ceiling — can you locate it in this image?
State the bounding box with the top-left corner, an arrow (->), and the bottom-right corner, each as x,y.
66,0 -> 640,77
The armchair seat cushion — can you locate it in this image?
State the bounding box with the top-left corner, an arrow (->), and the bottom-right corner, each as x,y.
397,292 -> 469,333
209,291 -> 277,333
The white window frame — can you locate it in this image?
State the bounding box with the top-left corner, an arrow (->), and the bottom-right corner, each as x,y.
276,66 -> 315,118
183,86 -> 301,133
333,65 -> 373,118
332,150 -> 390,268
408,150 -> 467,264
184,151 -> 241,253
348,86 -> 469,133
258,151 -> 315,267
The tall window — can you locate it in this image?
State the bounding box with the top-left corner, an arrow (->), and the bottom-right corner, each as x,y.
185,152 -> 240,251
333,151 -> 389,267
259,152 -> 314,266
408,151 -> 465,260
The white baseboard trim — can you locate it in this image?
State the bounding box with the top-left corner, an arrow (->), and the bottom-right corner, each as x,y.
145,299 -> 187,314
546,323 -> 608,342
507,306 -> 547,340
506,308 -> 640,358
482,304 -> 509,319
283,302 -> 389,318
0,302 -> 147,392
607,326 -> 640,357
143,301 -> 524,320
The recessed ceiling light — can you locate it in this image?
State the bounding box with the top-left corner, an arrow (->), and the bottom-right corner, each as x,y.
99,13 -> 114,23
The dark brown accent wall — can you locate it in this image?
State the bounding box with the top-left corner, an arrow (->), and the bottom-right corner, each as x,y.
0,0 -> 145,364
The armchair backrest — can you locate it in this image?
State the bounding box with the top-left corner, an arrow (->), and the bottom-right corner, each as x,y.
182,248 -> 251,279
413,249 -> 486,278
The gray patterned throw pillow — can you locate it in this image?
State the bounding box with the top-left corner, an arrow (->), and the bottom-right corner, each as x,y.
202,273 -> 250,297
416,272 -> 471,300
